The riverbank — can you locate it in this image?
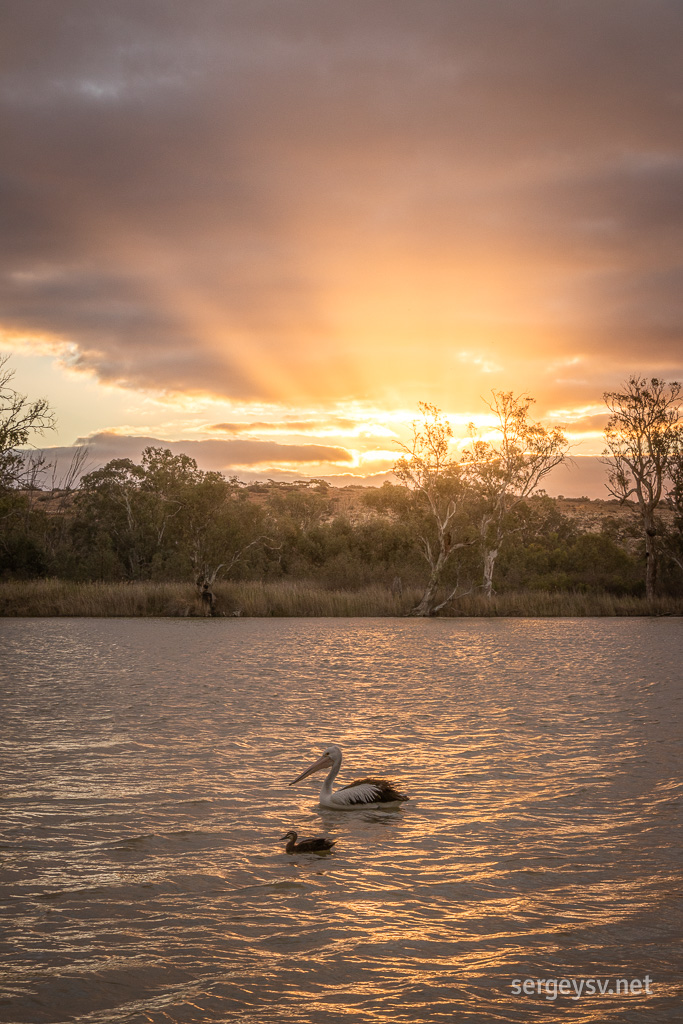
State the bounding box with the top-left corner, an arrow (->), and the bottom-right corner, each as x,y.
0,579 -> 681,617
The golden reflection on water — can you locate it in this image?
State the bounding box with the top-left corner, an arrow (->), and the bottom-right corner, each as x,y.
0,617 -> 681,1023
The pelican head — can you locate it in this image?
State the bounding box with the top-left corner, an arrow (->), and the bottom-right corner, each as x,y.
290,744 -> 341,785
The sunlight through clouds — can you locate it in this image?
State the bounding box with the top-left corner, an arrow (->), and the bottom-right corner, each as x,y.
1,1 -> 681,496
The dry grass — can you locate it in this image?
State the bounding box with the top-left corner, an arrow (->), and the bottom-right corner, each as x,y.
0,578 -> 681,618
0,580 -> 195,618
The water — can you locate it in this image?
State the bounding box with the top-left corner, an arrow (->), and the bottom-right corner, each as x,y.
0,617 -> 681,1024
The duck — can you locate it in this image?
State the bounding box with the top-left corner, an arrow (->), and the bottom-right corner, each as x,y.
280,830 -> 336,853
290,744 -> 409,809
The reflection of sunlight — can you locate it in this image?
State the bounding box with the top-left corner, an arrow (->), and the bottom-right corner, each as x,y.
5,615 -> 677,1023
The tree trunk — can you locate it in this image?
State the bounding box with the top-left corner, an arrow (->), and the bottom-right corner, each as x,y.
482,547 -> 498,598
411,533 -> 474,616
410,570 -> 441,616
644,514 -> 657,600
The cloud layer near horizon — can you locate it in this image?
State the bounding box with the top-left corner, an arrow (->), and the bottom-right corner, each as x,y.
38,431 -> 611,498
46,431 -> 353,474
2,0 -> 682,416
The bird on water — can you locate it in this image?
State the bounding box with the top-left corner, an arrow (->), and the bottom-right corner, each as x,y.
280,830 -> 336,853
290,744 -> 409,809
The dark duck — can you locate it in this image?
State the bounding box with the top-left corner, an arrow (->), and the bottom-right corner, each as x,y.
280,830 -> 336,853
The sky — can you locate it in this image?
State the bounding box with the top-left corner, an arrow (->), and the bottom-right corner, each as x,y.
2,0 -> 682,496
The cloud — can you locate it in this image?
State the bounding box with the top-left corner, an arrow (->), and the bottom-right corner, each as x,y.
40,431 -> 353,479
1,0 -> 681,410
208,418 -> 358,435
38,434 -> 612,498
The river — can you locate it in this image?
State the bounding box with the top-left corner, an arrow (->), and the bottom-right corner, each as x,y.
1,617 -> 681,1023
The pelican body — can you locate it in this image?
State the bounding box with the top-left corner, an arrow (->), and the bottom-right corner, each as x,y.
290,744 -> 408,809
280,830 -> 335,853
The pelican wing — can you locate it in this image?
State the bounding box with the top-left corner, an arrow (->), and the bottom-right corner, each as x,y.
338,776 -> 408,804
331,780 -> 384,806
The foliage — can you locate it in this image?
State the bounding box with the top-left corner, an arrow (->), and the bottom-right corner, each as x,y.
462,391 -> 569,596
2,371 -> 683,608
603,376 -> 682,598
0,355 -> 55,490
394,403 -> 477,614
72,448 -> 267,581
663,441 -> 683,581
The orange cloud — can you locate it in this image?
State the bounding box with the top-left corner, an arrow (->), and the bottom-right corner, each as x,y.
1,1 -> 680,450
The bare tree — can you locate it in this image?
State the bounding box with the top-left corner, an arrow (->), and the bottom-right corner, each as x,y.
41,446 -> 94,561
193,536 -> 270,590
0,355 -> 55,488
394,403 -> 475,616
462,391 -> 569,596
603,376 -> 682,599
50,445 -> 92,494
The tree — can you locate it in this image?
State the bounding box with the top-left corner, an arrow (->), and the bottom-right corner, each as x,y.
75,458 -> 149,578
266,481 -> 331,533
74,447 -> 269,583
394,403 -> 476,615
0,355 -> 54,489
0,356 -> 56,578
462,391 -> 569,596
602,376 -> 682,599
663,436 -> 683,581
183,475 -> 268,586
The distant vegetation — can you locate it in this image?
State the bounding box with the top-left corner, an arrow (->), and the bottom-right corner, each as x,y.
1,358 -> 682,616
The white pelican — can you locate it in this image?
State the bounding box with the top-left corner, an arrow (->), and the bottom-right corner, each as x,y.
290,744 -> 409,809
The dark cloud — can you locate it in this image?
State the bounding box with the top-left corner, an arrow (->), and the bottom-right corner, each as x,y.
561,413 -> 610,433
1,1 -> 682,400
64,431 -> 352,467
38,432 -> 353,485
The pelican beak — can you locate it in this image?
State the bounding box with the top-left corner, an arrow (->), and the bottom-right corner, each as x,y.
290,752 -> 333,785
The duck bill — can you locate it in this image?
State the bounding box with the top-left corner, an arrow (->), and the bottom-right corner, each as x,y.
290,753 -> 333,785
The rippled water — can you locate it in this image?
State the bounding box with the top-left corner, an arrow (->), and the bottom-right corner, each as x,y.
1,617 -> 681,1024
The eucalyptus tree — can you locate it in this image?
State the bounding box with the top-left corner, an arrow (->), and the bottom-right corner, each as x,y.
75,458 -> 150,578
665,445 -> 683,579
394,402 -> 476,616
0,355 -> 54,489
185,474 -> 269,587
462,391 -> 569,596
75,447 -> 268,582
603,376 -> 682,599
0,357 -> 56,575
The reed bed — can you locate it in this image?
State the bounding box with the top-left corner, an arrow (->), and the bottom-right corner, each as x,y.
0,578 -> 681,617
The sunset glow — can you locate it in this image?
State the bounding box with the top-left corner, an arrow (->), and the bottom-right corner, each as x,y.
2,2 -> 682,494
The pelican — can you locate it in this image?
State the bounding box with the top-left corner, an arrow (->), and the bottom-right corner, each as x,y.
280,830 -> 335,853
290,744 -> 408,809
